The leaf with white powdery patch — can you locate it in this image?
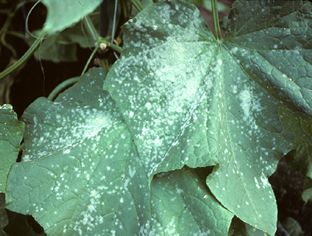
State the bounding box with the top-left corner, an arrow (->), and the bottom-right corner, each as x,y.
104,1 -> 312,234
0,104 -> 24,194
6,67 -> 233,235
225,0 -> 312,116
6,68 -> 150,235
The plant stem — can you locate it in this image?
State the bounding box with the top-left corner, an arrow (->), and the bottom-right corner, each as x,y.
211,0 -> 222,40
102,39 -> 122,53
131,0 -> 143,11
84,16 -> 100,45
0,34 -> 45,80
47,77 -> 80,101
81,45 -> 99,76
84,16 -> 122,53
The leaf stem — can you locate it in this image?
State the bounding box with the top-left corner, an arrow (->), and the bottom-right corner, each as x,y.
101,39 -> 122,53
211,0 -> 222,40
83,16 -> 100,45
131,0 -> 143,11
81,45 -> 99,76
47,77 -> 80,101
0,34 -> 45,80
84,16 -> 122,53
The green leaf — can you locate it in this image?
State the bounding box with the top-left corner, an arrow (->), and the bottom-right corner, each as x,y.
103,1 -> 312,234
302,187 -> 312,203
6,68 -> 150,235
225,0 -> 312,116
28,13 -> 98,63
29,33 -> 77,63
28,24 -> 95,63
277,107 -> 312,179
6,68 -> 233,235
0,104 -> 24,193
42,0 -> 102,34
151,169 -> 233,235
6,1 -> 312,235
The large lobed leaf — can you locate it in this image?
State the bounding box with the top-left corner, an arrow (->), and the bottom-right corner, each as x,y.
103,0 -> 312,235
6,0 -> 312,235
7,69 -> 149,235
0,104 -> 24,194
6,68 -> 233,235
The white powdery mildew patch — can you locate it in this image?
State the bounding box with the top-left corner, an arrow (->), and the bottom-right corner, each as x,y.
260,173 -> 270,188
23,104 -> 114,161
239,89 -> 252,120
70,187 -> 105,235
254,173 -> 271,190
81,112 -> 112,138
0,104 -> 13,110
238,86 -> 262,135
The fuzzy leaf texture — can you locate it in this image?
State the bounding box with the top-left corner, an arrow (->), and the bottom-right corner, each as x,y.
0,104 -> 24,194
6,68 -> 233,235
103,0 -> 312,235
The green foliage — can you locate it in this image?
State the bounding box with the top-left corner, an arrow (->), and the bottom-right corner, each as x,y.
29,28 -> 91,63
0,105 -> 24,194
0,0 -> 312,235
41,0 -> 102,35
104,1 -> 312,234
28,15 -> 99,63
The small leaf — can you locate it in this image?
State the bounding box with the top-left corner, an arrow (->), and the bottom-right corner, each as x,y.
151,169 -> 233,235
42,0 -> 102,34
0,104 -> 24,194
302,187 -> 312,203
29,14 -> 98,63
29,33 -> 77,63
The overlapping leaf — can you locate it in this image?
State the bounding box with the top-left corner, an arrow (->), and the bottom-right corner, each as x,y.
104,1 -> 312,234
6,68 -> 232,235
6,69 -> 149,235
29,14 -> 99,63
41,0 -> 102,34
0,104 -> 24,194
5,0 -> 312,235
151,169 -> 233,235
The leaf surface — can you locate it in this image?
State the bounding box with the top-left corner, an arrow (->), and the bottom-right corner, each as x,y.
42,0 -> 101,34
104,1 -> 312,234
6,68 -> 231,235
6,1 -> 312,235
6,69 -> 149,235
0,104 -> 24,193
29,15 -> 98,63
225,0 -> 312,115
151,169 -> 233,235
